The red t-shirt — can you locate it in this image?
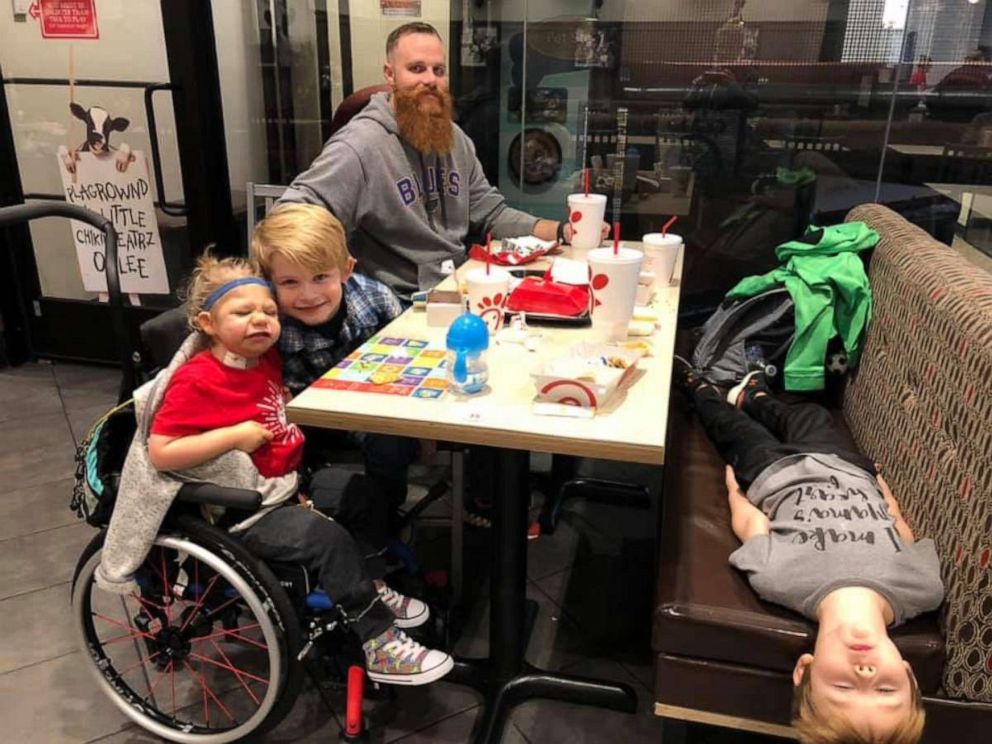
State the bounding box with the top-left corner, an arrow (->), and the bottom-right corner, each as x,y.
151,349 -> 304,478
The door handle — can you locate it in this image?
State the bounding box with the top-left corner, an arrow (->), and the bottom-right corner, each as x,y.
144,83 -> 188,217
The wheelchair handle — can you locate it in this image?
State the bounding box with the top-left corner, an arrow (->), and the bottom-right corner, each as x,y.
0,201 -> 137,397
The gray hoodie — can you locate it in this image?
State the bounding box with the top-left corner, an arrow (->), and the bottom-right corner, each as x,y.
279,91 -> 539,299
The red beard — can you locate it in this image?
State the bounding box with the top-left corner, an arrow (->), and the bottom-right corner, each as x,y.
393,86 -> 455,156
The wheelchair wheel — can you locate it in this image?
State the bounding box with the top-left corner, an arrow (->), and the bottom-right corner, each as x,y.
71,514 -> 303,743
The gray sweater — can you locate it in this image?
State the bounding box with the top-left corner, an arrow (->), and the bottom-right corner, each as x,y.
96,334 -> 297,595
729,453 -> 944,625
279,91 -> 540,300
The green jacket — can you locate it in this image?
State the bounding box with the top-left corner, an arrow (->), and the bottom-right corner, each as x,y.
727,222 -> 879,391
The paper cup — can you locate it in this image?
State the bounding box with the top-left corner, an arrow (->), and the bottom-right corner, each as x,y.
587,247 -> 643,342
641,233 -> 682,285
567,193 -> 607,252
465,267 -> 510,333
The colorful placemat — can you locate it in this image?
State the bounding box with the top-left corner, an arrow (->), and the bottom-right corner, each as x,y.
310,336 -> 448,399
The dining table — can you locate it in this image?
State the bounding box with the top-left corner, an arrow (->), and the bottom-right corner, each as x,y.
287,241 -> 684,742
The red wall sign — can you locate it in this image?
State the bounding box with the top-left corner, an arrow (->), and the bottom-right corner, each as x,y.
29,0 -> 99,40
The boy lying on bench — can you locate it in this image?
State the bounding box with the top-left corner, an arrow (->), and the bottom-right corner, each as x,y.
674,358 -> 944,744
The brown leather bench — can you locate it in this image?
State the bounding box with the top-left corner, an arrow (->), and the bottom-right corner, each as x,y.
653,204 -> 992,739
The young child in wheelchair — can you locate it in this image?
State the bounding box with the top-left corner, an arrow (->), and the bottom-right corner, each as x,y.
99,253 -> 452,686
673,357 -> 944,744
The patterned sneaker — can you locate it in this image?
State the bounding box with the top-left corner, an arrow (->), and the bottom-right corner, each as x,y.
727,370 -> 771,409
374,581 -> 429,629
363,627 -> 453,685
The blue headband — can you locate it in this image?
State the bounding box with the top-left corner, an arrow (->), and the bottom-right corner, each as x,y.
203,277 -> 273,311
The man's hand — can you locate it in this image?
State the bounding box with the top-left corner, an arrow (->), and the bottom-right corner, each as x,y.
533,219 -> 610,245
230,421 -> 274,454
726,465 -> 770,542
561,221 -> 611,245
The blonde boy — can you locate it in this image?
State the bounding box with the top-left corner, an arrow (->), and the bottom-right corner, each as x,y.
673,358 -> 941,744
252,203 -> 419,512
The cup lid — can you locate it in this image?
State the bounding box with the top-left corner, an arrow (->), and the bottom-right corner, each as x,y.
587,247 -> 643,264
642,232 -> 682,245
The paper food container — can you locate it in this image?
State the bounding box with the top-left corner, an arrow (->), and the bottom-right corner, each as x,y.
531,343 -> 644,409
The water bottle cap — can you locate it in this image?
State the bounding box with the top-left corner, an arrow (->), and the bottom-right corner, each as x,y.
446,312 -> 489,352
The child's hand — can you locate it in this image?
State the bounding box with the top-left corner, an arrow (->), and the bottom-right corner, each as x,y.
725,465 -> 745,501
230,421 -> 274,453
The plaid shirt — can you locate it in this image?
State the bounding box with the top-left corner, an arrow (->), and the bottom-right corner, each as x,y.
279,273 -> 403,394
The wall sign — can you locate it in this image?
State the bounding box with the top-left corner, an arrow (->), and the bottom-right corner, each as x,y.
380,0 -> 420,18
58,151 -> 169,295
29,0 -> 99,40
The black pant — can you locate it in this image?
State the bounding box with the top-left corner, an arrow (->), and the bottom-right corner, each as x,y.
307,467 -> 389,577
239,469 -> 394,642
692,387 -> 876,490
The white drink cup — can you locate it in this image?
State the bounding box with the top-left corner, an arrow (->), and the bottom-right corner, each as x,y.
465,267 -> 511,333
641,233 -> 682,285
587,247 -> 643,342
567,193 -> 607,253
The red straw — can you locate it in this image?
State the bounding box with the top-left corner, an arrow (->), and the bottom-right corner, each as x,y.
485,232 -> 492,275
662,215 -> 678,237
584,168 -> 590,198
613,222 -> 620,256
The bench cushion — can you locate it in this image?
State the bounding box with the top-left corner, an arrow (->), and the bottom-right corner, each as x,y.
844,204 -> 992,702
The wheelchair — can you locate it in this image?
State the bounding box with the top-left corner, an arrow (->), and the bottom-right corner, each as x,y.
1,203 -> 427,742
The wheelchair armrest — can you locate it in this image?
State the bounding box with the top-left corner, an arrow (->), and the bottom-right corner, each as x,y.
176,483 -> 262,510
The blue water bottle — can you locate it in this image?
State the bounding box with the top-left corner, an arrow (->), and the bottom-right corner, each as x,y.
446,312 -> 489,395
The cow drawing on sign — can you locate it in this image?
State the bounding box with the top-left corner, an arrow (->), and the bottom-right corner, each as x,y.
58,102 -> 135,174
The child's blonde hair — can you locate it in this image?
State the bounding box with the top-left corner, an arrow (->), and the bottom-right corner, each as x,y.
182,252 -> 258,331
792,663 -> 925,744
252,203 -> 350,277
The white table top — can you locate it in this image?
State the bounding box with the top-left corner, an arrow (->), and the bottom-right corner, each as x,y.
287,243 -> 683,466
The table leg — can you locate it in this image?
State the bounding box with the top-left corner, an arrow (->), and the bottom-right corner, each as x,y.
446,448 -> 638,743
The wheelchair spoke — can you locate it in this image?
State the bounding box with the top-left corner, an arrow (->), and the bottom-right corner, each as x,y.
129,590 -> 169,615
189,623 -> 267,649
117,649 -> 163,678
209,639 -> 265,706
182,660 -> 238,725
144,659 -> 172,703
194,592 -> 240,626
178,573 -> 222,633
190,647 -> 269,690
92,611 -> 157,642
147,547 -> 175,625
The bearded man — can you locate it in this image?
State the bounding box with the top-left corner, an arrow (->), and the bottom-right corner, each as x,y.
279,22 -> 604,301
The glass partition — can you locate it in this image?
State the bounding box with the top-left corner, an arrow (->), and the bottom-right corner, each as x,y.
444,0 -> 992,312
57,0 -> 980,319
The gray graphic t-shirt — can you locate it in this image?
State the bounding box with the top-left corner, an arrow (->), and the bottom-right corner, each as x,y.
729,453 -> 944,624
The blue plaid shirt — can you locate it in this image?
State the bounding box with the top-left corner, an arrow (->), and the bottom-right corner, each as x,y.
279,273 -> 403,394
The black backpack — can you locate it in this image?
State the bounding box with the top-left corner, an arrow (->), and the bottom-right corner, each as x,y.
70,401 -> 137,527
691,287 -> 795,387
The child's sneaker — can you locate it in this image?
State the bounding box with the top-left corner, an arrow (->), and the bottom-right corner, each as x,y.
374,580 -> 429,629
363,627 -> 453,685
727,370 -> 771,409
